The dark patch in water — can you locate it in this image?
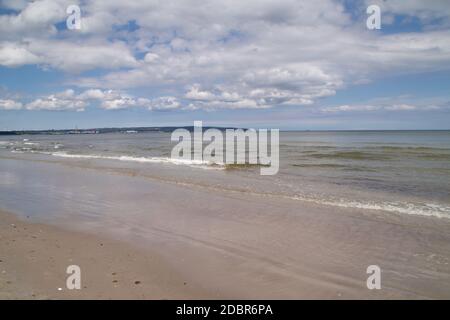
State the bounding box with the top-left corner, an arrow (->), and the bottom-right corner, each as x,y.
292,163 -> 347,169
292,163 -> 377,172
224,163 -> 269,170
308,151 -> 391,161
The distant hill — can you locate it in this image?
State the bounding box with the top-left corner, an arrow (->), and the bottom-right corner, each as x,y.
0,126 -> 243,135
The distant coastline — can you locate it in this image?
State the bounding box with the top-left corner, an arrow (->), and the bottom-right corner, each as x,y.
0,126 -> 242,136
1,127 -> 449,135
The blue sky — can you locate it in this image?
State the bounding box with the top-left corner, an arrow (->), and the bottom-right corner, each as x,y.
1,0 -> 450,130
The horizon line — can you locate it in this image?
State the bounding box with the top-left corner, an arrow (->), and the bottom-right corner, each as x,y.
1,126 -> 450,134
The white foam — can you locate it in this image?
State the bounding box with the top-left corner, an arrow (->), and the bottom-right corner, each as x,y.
50,152 -> 225,170
292,195 -> 450,219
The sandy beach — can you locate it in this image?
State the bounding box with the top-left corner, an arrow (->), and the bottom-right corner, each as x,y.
0,210 -> 210,299
1,155 -> 450,299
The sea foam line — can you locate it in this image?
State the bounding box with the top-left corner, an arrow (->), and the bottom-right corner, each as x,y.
50,152 -> 225,170
291,195 -> 450,219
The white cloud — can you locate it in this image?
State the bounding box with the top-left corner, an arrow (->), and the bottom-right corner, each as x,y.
322,104 -> 379,113
77,88 -> 105,100
385,104 -> 417,111
321,100 -> 448,113
25,89 -> 86,111
185,85 -> 217,101
0,99 -> 22,110
1,0 -> 450,111
144,96 -> 181,111
143,52 -> 159,63
27,39 -> 138,72
73,0 -> 450,110
20,88 -> 183,112
0,0 -> 72,40
77,89 -> 138,110
0,43 -> 41,66
100,96 -> 136,110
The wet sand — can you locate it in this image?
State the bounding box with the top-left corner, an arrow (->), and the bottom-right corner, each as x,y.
1,157 -> 450,299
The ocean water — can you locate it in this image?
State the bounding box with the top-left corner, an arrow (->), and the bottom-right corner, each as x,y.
1,130 -> 449,219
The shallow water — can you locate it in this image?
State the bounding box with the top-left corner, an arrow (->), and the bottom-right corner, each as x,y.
1,130 -> 449,219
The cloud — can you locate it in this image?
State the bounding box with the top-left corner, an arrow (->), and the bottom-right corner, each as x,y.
76,88 -> 105,100
322,104 -> 379,113
1,0 -> 450,111
0,99 -> 22,110
321,98 -> 450,113
185,85 -> 217,101
28,39 -> 137,72
385,104 -> 417,111
0,43 -> 41,66
144,96 -> 181,111
24,89 -> 129,111
321,104 -> 420,113
92,92 -> 182,111
76,89 -> 135,109
20,88 -> 183,112
0,0 -> 72,40
72,0 -> 450,110
100,96 -> 136,110
25,89 -> 87,111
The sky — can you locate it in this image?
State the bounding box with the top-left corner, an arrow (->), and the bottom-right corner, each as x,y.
0,0 -> 450,130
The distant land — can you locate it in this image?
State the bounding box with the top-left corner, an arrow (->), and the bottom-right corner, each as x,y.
1,127 -> 449,135
0,126 -> 242,135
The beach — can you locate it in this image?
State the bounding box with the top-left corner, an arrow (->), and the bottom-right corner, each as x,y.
2,0 -> 450,304
0,210 -> 210,299
1,131 -> 450,299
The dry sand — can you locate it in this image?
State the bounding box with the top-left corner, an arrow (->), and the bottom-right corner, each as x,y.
0,210 -> 209,299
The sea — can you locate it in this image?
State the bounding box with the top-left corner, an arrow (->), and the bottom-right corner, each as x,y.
1,130 -> 449,219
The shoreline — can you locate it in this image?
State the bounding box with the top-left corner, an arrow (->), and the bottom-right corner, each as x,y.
1,156 -> 450,299
1,152 -> 449,220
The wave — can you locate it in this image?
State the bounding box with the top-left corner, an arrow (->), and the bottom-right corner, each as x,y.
51,152 -> 270,170
419,154 -> 450,161
290,195 -> 450,219
369,145 -> 449,152
305,146 -> 450,162
0,141 -> 13,148
50,152 -> 226,170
